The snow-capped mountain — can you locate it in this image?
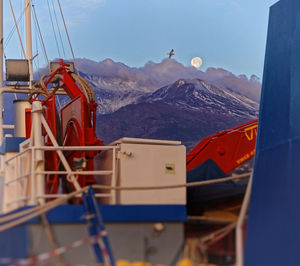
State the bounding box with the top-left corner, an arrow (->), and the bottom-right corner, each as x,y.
139,79 -> 259,119
97,78 -> 259,150
81,73 -> 150,114
75,58 -> 261,114
32,58 -> 260,114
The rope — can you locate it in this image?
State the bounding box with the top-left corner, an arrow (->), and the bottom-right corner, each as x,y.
70,73 -> 94,102
0,172 -> 251,230
77,74 -> 95,100
0,205 -> 47,224
205,223 -> 236,247
50,0 -> 66,58
8,0 -> 27,58
184,223 -> 236,263
47,0 -> 61,58
28,69 -> 95,103
32,4 -> 49,66
33,26 -> 40,72
0,187 -> 89,233
28,71 -> 57,101
41,213 -> 67,266
4,4 -> 26,50
92,172 -> 251,191
56,0 -> 80,75
198,223 -> 236,244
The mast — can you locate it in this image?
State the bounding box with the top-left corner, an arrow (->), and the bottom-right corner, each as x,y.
0,0 -> 3,144
25,0 -> 33,86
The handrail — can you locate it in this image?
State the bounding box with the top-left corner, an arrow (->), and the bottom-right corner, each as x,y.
1,143 -> 118,213
35,170 -> 113,175
4,145 -> 114,163
4,173 -> 31,185
4,147 -> 31,163
33,145 -> 116,151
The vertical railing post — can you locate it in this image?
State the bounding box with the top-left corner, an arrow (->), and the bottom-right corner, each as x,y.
16,155 -> 19,208
111,147 -> 116,204
31,101 -> 45,204
29,147 -> 35,205
2,160 -> 7,213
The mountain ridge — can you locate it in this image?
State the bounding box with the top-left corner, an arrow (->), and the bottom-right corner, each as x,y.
96,77 -> 259,150
75,58 -> 261,114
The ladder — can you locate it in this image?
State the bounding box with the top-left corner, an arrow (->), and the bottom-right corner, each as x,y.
82,187 -> 115,265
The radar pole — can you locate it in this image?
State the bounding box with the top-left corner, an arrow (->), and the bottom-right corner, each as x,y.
25,0 -> 33,87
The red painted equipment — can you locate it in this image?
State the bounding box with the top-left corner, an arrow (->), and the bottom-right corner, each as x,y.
187,119 -> 258,174
26,60 -> 103,195
186,120 -> 258,264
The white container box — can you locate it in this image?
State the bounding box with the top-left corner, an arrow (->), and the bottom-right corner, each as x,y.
95,138 -> 186,205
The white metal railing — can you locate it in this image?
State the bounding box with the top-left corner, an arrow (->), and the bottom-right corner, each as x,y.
2,144 -> 117,213
1,101 -> 118,214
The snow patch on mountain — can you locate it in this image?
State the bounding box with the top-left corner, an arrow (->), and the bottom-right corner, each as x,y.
33,58 -> 261,115
75,58 -> 261,114
139,79 -> 258,119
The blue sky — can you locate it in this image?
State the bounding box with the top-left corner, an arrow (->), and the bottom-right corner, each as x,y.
3,0 -> 278,78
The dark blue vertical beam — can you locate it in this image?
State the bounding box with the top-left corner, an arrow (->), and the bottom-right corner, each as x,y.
82,187 -> 115,265
245,1 -> 300,265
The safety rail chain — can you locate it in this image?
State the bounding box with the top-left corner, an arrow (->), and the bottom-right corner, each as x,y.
2,145 -> 118,212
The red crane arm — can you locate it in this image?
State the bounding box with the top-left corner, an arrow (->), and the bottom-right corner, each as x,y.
186,119 -> 258,174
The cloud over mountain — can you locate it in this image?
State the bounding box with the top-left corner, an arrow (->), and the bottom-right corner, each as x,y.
29,58 -> 260,151
77,58 -> 261,102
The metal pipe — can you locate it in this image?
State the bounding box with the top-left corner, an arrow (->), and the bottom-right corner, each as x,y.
35,170 -> 113,175
236,173 -> 253,266
40,115 -> 81,191
5,173 -> 31,185
4,148 -> 32,163
30,147 -> 35,205
31,101 -> 44,204
25,0 -> 33,86
111,147 -> 116,204
33,145 -> 115,151
36,193 -> 112,199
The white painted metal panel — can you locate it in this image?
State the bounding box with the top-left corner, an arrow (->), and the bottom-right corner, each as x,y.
96,138 -> 186,205
118,142 -> 186,205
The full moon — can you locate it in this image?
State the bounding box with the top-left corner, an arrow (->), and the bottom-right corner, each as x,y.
191,57 -> 203,68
